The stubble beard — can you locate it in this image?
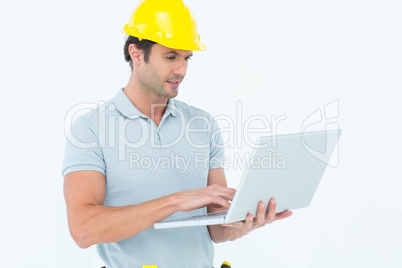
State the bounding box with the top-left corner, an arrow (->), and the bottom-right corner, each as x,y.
138,67 -> 180,100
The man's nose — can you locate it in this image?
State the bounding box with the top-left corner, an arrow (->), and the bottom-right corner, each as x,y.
173,58 -> 187,77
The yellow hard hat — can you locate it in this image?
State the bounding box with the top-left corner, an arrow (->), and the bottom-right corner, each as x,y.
122,0 -> 206,51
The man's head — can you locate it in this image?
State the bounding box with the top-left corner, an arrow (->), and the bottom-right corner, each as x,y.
122,0 -> 204,99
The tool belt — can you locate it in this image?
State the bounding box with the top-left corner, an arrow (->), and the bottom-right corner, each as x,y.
100,262 -> 231,268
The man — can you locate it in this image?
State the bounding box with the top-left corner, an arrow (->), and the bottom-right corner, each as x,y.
63,0 -> 292,267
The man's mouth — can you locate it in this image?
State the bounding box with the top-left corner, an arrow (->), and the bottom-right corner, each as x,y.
167,80 -> 180,85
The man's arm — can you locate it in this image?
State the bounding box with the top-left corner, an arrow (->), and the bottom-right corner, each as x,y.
64,170 -> 235,248
206,168 -> 293,243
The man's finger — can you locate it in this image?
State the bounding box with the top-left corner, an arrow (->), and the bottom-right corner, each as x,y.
255,201 -> 266,226
207,186 -> 236,200
275,210 -> 293,220
211,196 -> 231,208
245,214 -> 254,229
265,198 -> 276,224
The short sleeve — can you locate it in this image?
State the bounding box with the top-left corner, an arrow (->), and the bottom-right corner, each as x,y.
209,117 -> 225,170
62,115 -> 106,177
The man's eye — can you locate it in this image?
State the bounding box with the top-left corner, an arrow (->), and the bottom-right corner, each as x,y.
185,56 -> 192,61
167,56 -> 175,60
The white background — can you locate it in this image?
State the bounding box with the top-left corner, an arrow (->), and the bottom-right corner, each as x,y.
1,0 -> 401,267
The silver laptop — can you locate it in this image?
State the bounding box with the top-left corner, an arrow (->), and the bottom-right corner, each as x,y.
154,129 -> 342,229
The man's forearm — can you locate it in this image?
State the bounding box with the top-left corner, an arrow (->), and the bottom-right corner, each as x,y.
207,224 -> 234,243
69,194 -> 179,248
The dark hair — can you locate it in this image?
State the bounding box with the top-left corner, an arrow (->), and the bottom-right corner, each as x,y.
124,35 -> 156,70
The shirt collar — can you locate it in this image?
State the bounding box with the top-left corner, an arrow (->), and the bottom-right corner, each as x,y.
113,88 -> 179,119
166,98 -> 179,117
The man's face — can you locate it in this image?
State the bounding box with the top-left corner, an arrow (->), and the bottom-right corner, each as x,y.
137,43 -> 193,99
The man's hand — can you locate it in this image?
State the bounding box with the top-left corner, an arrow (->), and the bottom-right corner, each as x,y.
173,184 -> 236,212
220,198 -> 292,241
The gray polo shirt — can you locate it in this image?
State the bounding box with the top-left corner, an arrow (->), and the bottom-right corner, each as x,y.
63,88 -> 225,268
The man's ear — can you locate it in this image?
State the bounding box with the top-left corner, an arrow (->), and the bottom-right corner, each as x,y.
129,44 -> 143,66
